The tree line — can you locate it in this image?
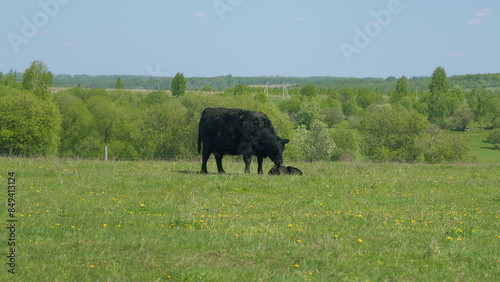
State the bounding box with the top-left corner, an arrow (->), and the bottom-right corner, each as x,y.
1,61 -> 499,162
3,68 -> 500,93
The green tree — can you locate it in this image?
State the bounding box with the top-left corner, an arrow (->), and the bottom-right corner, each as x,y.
56,92 -> 100,158
294,120 -> 336,161
392,75 -> 409,103
201,85 -> 215,92
467,86 -> 491,128
115,76 -> 123,89
321,107 -> 345,127
297,99 -> 321,128
171,72 -> 187,98
486,129 -> 500,149
22,60 -> 53,100
429,67 -> 448,93
0,87 -> 60,155
342,99 -> 360,116
359,106 -> 428,162
299,84 -> 317,98
427,67 -> 456,122
231,84 -> 251,95
442,108 -> 474,131
254,92 -> 269,103
2,70 -> 20,88
421,128 -> 469,162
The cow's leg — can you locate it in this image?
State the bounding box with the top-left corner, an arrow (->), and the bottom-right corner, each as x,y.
257,156 -> 264,175
201,146 -> 211,173
243,153 -> 252,174
215,153 -> 225,173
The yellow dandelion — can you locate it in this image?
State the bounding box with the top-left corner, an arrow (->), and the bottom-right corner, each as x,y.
140,203 -> 145,207
446,237 -> 452,240
70,226 -> 75,228
103,224 -> 107,227
357,239 -> 363,243
234,234 -> 239,237
90,265 -> 95,268
296,239 -> 302,243
456,238 -> 462,241
294,264 -> 300,268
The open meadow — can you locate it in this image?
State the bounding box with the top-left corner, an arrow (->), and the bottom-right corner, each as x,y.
1,157 -> 499,281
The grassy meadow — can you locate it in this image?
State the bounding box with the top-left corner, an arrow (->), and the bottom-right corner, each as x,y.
1,157 -> 499,281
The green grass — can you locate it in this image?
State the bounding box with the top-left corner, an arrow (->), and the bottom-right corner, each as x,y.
1,157 -> 499,281
463,130 -> 500,163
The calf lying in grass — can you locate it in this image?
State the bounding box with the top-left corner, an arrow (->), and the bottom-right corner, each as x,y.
268,165 -> 303,175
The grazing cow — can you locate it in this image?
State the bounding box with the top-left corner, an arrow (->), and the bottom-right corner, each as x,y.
268,165 -> 303,175
198,107 -> 289,174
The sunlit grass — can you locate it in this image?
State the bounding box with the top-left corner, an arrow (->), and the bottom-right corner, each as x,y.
1,157 -> 499,280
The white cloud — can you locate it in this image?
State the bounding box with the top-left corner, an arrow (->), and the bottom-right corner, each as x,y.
467,8 -> 492,25
467,18 -> 485,25
195,12 -> 208,18
476,8 -> 493,17
450,51 -> 466,58
189,46 -> 204,52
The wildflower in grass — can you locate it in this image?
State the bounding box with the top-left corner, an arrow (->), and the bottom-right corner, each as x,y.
358,239 -> 363,243
103,224 -> 107,227
296,239 -> 302,243
294,264 -> 300,268
90,265 -> 95,268
140,203 -> 145,207
447,237 -> 452,240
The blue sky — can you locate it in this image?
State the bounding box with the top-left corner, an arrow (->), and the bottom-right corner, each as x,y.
1,0 -> 499,78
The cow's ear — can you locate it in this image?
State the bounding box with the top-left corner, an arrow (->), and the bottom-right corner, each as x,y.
281,138 -> 290,145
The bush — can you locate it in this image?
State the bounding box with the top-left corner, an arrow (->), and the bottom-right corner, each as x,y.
486,129 -> 500,149
330,129 -> 357,161
442,108 -> 474,131
293,120 -> 336,161
321,107 -> 345,127
421,130 -> 469,162
359,106 -> 428,162
0,88 -> 60,155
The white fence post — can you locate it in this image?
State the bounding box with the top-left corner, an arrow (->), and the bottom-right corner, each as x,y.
104,146 -> 108,161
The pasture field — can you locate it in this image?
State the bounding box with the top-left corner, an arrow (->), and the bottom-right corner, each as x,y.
1,157 -> 499,281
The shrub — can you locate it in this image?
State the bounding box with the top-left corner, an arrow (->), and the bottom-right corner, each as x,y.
486,129 -> 500,149
293,120 -> 336,161
359,106 -> 428,162
421,130 -> 469,162
330,129 -> 357,161
0,88 -> 61,156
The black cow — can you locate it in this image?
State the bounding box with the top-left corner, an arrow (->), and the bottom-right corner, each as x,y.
198,107 -> 289,174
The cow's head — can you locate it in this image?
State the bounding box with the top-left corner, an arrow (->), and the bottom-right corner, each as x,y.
267,137 -> 289,166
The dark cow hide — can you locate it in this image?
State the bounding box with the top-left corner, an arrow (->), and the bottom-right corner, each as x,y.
198,107 -> 289,174
268,165 -> 303,175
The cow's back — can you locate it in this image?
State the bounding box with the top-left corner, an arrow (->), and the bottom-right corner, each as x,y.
199,108 -> 253,154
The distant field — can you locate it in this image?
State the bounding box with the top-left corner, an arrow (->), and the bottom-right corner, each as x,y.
1,157 -> 499,280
